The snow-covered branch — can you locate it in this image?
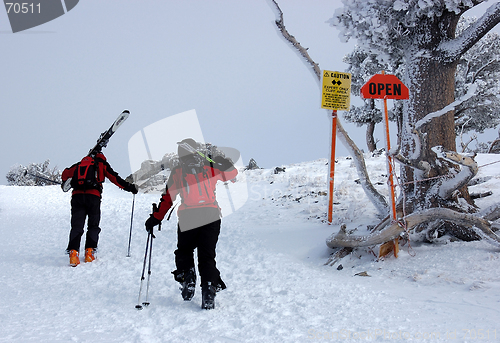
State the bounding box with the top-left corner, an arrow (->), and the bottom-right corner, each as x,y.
431,147 -> 478,200
391,125 -> 431,176
415,83 -> 477,129
437,2 -> 500,62
471,57 -> 500,84
480,203 -> 500,222
327,208 -> 500,249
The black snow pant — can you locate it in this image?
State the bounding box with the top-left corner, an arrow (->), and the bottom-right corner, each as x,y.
174,219 -> 223,287
66,193 -> 101,252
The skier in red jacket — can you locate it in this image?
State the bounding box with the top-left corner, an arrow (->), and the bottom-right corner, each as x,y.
145,138 -> 238,309
62,152 -> 137,266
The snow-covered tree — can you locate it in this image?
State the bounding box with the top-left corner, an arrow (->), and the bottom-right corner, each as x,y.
327,1 -> 500,239
6,160 -> 61,186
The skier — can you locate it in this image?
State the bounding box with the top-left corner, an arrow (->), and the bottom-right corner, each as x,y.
62,151 -> 138,267
144,138 -> 238,309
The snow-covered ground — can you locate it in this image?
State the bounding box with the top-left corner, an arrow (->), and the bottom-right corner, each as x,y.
1,154 -> 500,343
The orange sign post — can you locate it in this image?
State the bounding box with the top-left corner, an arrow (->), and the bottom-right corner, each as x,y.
327,110 -> 338,224
361,71 -> 409,257
321,70 -> 351,224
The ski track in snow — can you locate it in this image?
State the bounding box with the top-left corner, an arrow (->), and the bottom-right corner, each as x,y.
1,154 -> 500,342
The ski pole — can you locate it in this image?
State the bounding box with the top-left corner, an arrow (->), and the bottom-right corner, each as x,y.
143,233 -> 154,307
219,168 -> 236,214
23,170 -> 61,184
23,170 -> 72,192
135,233 -> 151,310
127,194 -> 136,257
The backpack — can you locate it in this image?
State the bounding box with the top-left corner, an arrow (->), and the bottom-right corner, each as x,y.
179,166 -> 217,208
71,156 -> 102,191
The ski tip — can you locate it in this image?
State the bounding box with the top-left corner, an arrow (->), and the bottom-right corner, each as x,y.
122,109 -> 130,114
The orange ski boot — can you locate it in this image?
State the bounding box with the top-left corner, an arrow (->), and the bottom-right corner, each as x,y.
84,248 -> 96,263
69,250 -> 80,267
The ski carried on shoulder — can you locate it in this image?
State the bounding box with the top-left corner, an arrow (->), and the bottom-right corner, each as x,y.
88,109 -> 130,157
62,110 -> 130,192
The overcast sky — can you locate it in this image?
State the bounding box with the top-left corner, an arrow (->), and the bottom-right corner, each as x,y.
1,0 -> 498,185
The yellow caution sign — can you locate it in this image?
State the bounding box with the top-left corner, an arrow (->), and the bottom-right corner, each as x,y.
321,70 -> 352,111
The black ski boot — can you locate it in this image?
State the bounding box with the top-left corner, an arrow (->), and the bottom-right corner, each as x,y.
181,268 -> 196,301
201,282 -> 216,310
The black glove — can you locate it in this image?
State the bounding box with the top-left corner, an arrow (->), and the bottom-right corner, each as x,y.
145,215 -> 161,236
213,156 -> 234,171
124,183 -> 138,194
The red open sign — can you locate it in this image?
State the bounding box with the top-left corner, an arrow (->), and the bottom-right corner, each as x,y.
360,74 -> 409,100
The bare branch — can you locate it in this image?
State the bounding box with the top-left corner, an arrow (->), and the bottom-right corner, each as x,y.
326,218 -> 404,249
268,0 -> 321,81
488,138 -> 500,153
479,203 -> 500,222
326,208 -> 500,249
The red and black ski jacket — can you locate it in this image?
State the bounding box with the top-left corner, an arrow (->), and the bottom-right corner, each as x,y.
62,153 -> 131,198
152,159 -> 238,225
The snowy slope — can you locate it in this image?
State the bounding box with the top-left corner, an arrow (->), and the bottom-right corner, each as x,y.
1,154 -> 500,343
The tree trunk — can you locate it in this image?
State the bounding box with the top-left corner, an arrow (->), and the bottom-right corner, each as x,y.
401,56 -> 458,209
366,120 -> 377,153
